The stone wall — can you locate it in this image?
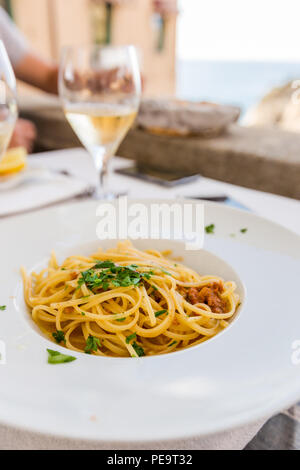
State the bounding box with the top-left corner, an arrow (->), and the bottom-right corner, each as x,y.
119,126 -> 300,199
19,96 -> 300,200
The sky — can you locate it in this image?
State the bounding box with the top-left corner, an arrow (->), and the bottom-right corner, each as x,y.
177,0 -> 300,62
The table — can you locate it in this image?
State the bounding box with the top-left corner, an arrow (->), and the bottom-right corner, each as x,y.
1,148 -> 300,450
22,148 -> 300,235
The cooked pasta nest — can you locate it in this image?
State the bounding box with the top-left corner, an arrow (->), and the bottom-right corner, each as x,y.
22,241 -> 240,357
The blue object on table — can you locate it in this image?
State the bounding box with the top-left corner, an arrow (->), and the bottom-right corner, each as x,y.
225,197 -> 251,211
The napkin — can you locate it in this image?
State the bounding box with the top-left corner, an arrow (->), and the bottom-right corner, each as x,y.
0,164 -> 92,217
0,419 -> 266,450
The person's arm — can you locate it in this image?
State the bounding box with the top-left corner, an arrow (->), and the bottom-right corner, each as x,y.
96,0 -> 178,14
14,53 -> 58,95
0,7 -> 58,94
9,118 -> 36,153
153,0 -> 178,15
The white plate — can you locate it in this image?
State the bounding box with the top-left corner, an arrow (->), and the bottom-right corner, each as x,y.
1,199 -> 300,442
0,166 -> 65,191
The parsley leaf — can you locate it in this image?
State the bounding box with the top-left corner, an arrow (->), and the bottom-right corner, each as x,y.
161,269 -> 171,276
126,332 -> 137,344
47,349 -> 76,364
142,271 -> 154,280
0,305 -> 6,311
52,330 -> 66,344
93,260 -> 116,269
155,309 -> 168,317
205,224 -> 215,234
84,335 -> 101,354
132,341 -> 145,357
116,317 -> 126,322
168,341 -> 177,347
240,228 -> 248,233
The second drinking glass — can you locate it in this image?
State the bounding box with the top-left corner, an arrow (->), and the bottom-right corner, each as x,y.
59,45 -> 141,198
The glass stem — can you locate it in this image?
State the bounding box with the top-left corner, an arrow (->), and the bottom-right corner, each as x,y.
99,157 -> 108,195
91,147 -> 111,198
91,148 -> 126,199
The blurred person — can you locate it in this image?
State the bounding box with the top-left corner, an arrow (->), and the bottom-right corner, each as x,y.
9,118 -> 36,151
152,0 -> 178,14
0,1 -> 177,152
100,0 -> 178,15
0,6 -> 59,152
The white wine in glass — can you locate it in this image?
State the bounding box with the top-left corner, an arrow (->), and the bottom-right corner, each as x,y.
0,41 -> 17,161
59,45 -> 141,198
65,103 -> 137,175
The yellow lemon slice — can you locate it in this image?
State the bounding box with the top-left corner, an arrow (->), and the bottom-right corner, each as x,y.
0,147 -> 27,176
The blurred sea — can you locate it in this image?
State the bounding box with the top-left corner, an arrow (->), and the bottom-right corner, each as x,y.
176,60 -> 300,118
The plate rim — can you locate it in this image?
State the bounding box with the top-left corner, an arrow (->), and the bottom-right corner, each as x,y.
1,198 -> 300,442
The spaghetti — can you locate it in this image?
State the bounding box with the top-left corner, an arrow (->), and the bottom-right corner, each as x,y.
22,241 -> 240,357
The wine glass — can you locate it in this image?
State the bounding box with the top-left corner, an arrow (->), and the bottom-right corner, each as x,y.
59,45 -> 141,198
0,41 -> 17,161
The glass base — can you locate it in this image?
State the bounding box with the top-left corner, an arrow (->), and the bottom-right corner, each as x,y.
92,188 -> 128,200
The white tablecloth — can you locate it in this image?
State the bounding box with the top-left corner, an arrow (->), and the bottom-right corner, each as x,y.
1,148 -> 299,450
19,148 -> 300,235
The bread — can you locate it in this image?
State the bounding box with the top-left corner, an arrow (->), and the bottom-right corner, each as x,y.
137,99 -> 240,137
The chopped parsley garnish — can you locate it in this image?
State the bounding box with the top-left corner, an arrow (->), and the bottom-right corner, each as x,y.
205,224 -> 215,234
155,309 -> 168,317
116,317 -> 126,322
93,260 -> 117,269
161,269 -> 171,275
77,261 -> 153,292
126,332 -> 137,344
168,341 -> 177,347
52,330 -> 66,344
240,228 -> 248,233
0,305 -> 6,311
142,271 -> 154,280
47,349 -> 76,364
84,335 -> 101,354
81,312 -> 86,316
132,341 -> 145,357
